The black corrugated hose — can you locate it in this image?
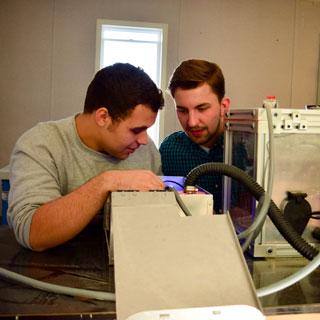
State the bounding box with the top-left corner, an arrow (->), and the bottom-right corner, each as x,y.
184,162 -> 319,260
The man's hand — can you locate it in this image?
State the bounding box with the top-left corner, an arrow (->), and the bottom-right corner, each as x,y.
103,170 -> 165,191
29,169 -> 164,251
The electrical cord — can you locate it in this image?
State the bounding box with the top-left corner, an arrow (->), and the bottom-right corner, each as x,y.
257,251 -> 320,297
239,104 -> 275,250
0,267 -> 116,301
166,186 -> 192,216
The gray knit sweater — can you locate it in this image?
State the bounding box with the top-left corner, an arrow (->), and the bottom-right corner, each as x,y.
8,115 -> 162,248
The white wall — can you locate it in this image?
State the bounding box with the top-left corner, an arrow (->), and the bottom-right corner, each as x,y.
1,0 -> 320,167
178,0 -> 320,108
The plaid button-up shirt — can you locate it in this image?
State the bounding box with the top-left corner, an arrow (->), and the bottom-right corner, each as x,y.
160,131 -> 224,213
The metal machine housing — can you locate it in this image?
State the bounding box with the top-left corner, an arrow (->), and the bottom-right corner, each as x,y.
224,107 -> 320,257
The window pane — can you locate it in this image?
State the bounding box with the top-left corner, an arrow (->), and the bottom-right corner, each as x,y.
102,26 -> 161,42
102,40 -> 159,85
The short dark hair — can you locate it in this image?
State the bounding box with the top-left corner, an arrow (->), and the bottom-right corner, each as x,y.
84,63 -> 164,120
168,59 -> 225,102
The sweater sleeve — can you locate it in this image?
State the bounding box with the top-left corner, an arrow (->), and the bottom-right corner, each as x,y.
7,127 -> 61,249
148,136 -> 163,176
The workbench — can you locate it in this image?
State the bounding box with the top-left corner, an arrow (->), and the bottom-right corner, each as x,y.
0,223 -> 320,319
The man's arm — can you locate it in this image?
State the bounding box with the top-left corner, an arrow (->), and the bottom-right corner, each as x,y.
29,169 -> 164,251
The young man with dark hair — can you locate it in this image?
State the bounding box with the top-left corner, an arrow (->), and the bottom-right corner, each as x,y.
160,59 -> 230,213
8,63 -> 165,251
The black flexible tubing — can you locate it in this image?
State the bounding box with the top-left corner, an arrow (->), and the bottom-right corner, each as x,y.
184,162 -> 319,260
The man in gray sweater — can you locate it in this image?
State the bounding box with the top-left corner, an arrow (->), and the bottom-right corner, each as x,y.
8,63 -> 165,252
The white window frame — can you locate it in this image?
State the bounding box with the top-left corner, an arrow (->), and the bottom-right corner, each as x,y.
95,19 -> 168,146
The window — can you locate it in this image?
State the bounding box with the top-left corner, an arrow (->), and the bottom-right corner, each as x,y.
96,19 -> 168,146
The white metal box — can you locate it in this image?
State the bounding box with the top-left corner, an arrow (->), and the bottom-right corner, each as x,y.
224,107 -> 320,257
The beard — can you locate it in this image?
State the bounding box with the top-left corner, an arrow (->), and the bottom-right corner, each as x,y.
187,116 -> 223,148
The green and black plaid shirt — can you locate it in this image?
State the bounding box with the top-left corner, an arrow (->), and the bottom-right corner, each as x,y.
160,131 -> 224,213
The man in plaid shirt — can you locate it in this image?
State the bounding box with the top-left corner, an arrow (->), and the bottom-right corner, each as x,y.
160,59 -> 230,213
